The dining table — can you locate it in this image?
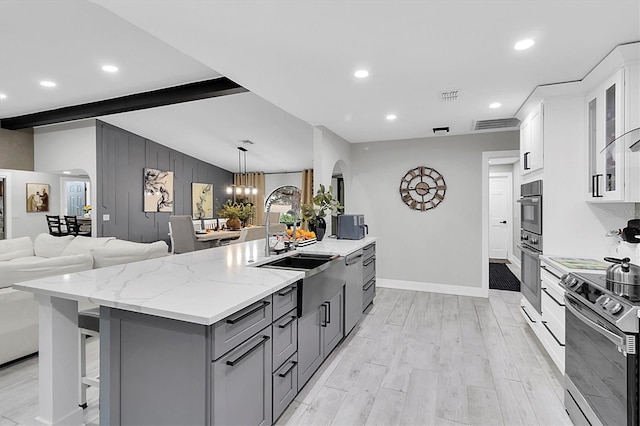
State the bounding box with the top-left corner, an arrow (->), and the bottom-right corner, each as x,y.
195,229 -> 241,243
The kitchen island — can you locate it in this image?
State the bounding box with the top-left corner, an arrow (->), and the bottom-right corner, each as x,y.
13,236 -> 376,425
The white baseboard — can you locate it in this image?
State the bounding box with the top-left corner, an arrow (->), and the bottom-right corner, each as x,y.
376,278 -> 488,298
509,254 -> 521,269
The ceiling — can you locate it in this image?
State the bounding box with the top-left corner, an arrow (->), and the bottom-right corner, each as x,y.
1,1 -> 639,173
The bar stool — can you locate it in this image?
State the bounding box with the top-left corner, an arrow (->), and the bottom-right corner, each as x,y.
78,308 -> 100,408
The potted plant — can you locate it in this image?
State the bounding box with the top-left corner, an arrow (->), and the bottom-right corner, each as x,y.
301,184 -> 343,241
218,200 -> 255,230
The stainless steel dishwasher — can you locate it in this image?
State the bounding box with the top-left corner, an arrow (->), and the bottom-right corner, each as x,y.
345,249 -> 364,334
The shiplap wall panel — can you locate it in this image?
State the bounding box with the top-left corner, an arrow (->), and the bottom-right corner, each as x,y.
96,121 -> 233,243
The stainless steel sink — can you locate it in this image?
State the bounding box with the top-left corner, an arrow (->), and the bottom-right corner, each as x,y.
258,253 -> 345,317
257,253 -> 338,274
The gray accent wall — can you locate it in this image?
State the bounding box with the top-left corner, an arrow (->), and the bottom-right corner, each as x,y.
96,120 -> 233,243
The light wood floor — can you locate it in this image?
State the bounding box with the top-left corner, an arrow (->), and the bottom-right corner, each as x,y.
0,288 -> 570,426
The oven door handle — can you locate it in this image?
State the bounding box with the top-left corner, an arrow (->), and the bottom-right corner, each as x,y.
518,244 -> 540,257
565,298 -> 625,349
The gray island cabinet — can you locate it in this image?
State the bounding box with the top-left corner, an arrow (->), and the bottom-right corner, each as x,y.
13,237 -> 376,426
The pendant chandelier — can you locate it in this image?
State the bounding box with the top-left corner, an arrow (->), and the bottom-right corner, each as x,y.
226,146 -> 258,196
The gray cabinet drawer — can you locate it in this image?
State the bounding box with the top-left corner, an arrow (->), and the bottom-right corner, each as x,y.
272,309 -> 297,372
213,296 -> 273,360
211,327 -> 273,426
363,255 -> 376,283
273,283 -> 298,322
363,243 -> 375,261
272,353 -> 298,422
363,277 -> 375,310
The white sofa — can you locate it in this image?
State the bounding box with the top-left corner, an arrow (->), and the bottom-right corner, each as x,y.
0,233 -> 168,365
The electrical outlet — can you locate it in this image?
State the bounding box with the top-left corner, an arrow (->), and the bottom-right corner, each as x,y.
103,214 -> 110,221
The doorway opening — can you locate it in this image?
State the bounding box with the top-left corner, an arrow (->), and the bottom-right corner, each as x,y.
481,150 -> 519,295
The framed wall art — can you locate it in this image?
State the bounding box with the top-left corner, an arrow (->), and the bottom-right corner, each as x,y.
143,168 -> 174,213
192,183 -> 214,219
26,183 -> 50,212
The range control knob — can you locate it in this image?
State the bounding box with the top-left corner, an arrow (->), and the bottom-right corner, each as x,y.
569,277 -> 579,288
521,234 -> 529,241
609,303 -> 623,315
600,297 -> 611,307
530,238 -> 538,244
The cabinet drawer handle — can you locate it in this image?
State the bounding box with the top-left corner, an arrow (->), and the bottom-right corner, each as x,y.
363,279 -> 375,291
226,335 -> 270,367
277,361 -> 298,378
524,152 -> 531,170
591,174 -> 597,198
277,315 -> 297,328
226,301 -> 270,324
542,287 -> 565,307
321,303 -> 328,327
540,265 -> 562,280
521,306 -> 536,323
326,301 -> 331,324
277,286 -> 297,297
363,257 -> 376,267
541,321 -> 565,347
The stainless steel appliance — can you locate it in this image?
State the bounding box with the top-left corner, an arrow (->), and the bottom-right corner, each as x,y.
519,180 -> 542,235
561,272 -> 639,426
344,249 -> 364,334
337,214 -> 368,240
519,180 -> 543,314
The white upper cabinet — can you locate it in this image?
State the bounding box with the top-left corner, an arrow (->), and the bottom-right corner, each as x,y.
585,68 -> 625,201
521,101 -> 544,174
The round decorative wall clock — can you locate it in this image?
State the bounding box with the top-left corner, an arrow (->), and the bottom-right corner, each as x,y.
399,166 -> 447,211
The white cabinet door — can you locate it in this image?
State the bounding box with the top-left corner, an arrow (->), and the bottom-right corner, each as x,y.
521,101 -> 543,174
586,68 -> 625,201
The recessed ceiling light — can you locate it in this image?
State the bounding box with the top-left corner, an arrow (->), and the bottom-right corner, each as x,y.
102,65 -> 119,73
354,69 -> 369,78
63,171 -> 71,174
0,93 -> 6,99
514,39 -> 535,50
386,114 -> 397,121
40,81 -> 56,87
489,102 -> 502,109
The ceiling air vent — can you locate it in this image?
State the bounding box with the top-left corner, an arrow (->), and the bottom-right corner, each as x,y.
473,117 -> 520,131
440,90 -> 459,101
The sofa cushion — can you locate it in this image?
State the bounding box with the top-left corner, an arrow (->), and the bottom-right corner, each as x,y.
33,233 -> 75,258
0,254 -> 94,289
61,236 -> 115,256
92,240 -> 168,268
0,237 -> 34,261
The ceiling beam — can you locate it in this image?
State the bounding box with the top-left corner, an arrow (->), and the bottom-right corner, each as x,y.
0,77 -> 248,130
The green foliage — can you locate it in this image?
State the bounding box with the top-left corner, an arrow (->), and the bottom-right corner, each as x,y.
301,184 -> 343,223
218,200 -> 255,221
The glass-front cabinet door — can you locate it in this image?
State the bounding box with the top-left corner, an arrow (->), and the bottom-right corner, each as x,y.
586,68 -> 625,201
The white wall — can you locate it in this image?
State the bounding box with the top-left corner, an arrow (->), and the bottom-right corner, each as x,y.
313,126 -> 352,235
349,131 -> 519,292
34,120 -> 97,235
265,172 -> 302,200
0,169 -> 62,239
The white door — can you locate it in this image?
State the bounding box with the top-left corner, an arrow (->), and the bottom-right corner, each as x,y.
489,174 -> 512,260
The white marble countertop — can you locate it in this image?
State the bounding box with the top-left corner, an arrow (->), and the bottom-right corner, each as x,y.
13,236 -> 376,326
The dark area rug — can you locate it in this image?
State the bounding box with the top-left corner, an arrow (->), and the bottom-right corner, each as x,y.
489,263 -> 521,292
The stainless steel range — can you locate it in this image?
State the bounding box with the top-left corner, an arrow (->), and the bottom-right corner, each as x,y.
561,272 -> 639,426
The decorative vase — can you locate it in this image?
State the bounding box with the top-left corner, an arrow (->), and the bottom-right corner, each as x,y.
227,217 -> 241,230
310,217 -> 327,241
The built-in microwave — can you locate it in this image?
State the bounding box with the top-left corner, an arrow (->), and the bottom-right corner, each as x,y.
519,180 -> 542,235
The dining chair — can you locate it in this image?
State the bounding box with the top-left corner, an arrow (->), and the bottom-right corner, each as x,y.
64,216 -> 91,236
236,226 -> 267,243
169,215 -> 210,254
46,215 -> 67,236
167,222 -> 175,254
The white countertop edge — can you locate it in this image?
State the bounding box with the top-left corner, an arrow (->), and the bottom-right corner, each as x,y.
540,255 -> 608,275
13,236 -> 376,325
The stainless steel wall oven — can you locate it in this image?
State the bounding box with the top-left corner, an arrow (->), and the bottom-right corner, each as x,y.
519,180 -> 543,314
